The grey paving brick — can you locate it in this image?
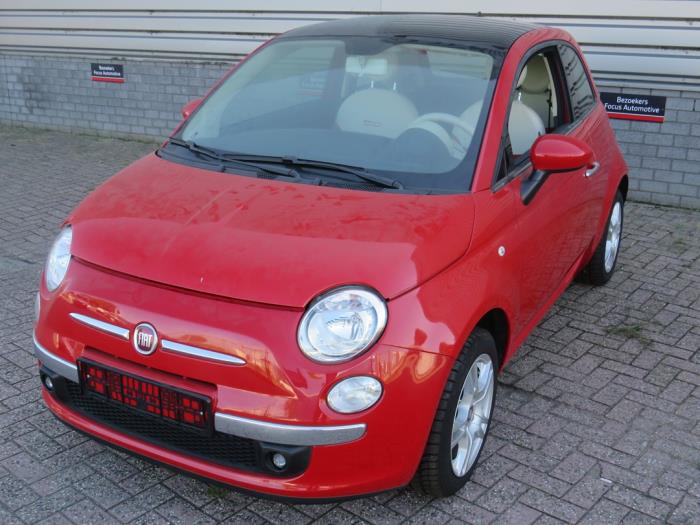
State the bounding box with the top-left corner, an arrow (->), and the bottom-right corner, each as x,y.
401,505 -> 452,525
510,465 -> 572,497
385,489 -> 432,517
476,478 -> 529,513
340,497 -> 407,525
0,475 -> 38,511
108,484 -> 174,522
30,462 -> 94,497
156,497 -> 217,525
564,473 -> 612,509
519,488 -> 586,523
649,485 -> 685,506
550,452 -> 596,484
431,496 -> 496,525
621,510 -> 665,525
62,500 -> 122,525
14,486 -> 83,522
312,507 -> 373,524
496,502 -> 541,525
199,492 -> 253,521
1,451 -> 54,483
605,485 -> 671,521
74,472 -> 131,509
667,495 -> 700,525
578,498 -> 630,524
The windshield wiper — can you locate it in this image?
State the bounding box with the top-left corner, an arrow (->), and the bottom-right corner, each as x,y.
167,140 -> 399,189
166,139 -> 307,181
223,154 -> 404,190
168,138 -> 231,164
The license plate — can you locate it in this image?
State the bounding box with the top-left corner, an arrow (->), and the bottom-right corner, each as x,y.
78,359 -> 212,432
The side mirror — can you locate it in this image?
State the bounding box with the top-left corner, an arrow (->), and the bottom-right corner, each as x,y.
521,134 -> 595,205
530,134 -> 594,173
181,97 -> 203,119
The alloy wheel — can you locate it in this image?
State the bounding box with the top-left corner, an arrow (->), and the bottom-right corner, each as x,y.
450,353 -> 495,477
604,201 -> 622,273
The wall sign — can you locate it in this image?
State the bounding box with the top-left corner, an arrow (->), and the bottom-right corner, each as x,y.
91,63 -> 124,83
600,92 -> 666,123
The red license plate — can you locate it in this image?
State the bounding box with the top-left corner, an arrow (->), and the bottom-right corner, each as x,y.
78,360 -> 211,431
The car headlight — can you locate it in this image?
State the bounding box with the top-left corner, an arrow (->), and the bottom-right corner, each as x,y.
45,227 -> 72,291
297,286 -> 388,363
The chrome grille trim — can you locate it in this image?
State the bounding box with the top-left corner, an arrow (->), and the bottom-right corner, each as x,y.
69,313 -> 130,340
214,412 -> 366,446
161,339 -> 246,366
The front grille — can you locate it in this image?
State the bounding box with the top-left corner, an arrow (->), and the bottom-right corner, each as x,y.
63,380 -> 260,470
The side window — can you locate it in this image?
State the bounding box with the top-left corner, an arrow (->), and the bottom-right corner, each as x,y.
557,44 -> 595,120
502,48 -> 568,173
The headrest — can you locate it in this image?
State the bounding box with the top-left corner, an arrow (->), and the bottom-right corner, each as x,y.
345,57 -> 389,77
520,56 -> 550,94
517,65 -> 528,89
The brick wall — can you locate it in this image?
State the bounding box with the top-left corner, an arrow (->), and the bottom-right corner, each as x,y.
0,54 -> 699,208
605,88 -> 700,209
0,54 -> 229,139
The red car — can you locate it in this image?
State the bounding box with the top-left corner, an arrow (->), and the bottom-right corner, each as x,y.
35,15 -> 627,499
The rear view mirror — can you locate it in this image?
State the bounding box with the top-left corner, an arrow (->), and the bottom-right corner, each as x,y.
531,134 -> 594,173
181,98 -> 203,119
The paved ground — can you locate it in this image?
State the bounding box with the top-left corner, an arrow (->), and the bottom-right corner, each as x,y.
0,125 -> 699,525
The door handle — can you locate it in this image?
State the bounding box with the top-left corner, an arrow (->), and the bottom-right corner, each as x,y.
585,162 -> 600,178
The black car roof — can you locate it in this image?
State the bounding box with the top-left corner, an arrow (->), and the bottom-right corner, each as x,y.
280,14 -> 539,49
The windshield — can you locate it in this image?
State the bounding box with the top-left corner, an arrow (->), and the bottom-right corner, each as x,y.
175,36 -> 501,192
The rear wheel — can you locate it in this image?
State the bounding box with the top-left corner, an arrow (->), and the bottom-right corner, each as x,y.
583,191 -> 624,286
413,328 -> 498,497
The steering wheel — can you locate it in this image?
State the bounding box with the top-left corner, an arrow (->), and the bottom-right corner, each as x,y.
403,113 -> 477,157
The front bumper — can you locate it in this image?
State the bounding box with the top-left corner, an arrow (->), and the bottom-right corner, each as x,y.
35,334 -> 365,448
34,259 -> 453,499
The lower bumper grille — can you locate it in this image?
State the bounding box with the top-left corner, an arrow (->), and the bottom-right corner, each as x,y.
41,366 -> 311,478
64,380 -> 260,469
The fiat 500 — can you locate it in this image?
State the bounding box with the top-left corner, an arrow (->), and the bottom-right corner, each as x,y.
35,15 -> 627,499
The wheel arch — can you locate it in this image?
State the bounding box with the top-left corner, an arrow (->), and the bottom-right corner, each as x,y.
619,174 -> 629,201
474,308 -> 510,369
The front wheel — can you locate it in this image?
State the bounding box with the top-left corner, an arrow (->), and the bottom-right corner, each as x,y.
413,328 -> 498,497
583,191 -> 624,286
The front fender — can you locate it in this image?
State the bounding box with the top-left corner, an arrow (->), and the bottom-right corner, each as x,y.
381,203 -> 519,365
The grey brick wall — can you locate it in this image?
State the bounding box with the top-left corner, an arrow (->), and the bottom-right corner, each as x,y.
606,87 -> 700,209
0,54 -> 229,139
0,54 -> 698,208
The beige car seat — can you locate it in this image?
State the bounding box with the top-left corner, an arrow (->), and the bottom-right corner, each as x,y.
336,50 -> 419,139
508,65 -> 546,156
452,100 -> 483,152
519,55 -> 553,127
336,88 -> 419,139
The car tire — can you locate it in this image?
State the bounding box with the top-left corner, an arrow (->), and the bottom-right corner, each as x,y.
583,191 -> 624,286
412,327 -> 498,497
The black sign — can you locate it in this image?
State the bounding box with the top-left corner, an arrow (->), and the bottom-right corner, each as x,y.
600,92 -> 666,123
91,63 -> 124,83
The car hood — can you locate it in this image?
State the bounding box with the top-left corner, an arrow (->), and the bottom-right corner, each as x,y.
67,154 -> 474,308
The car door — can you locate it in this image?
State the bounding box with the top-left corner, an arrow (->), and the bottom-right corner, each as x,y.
556,43 -> 609,245
491,46 -> 596,334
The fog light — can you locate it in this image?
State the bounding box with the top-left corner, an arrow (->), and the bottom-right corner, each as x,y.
271,453 -> 287,470
327,376 -> 382,414
43,375 -> 54,390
